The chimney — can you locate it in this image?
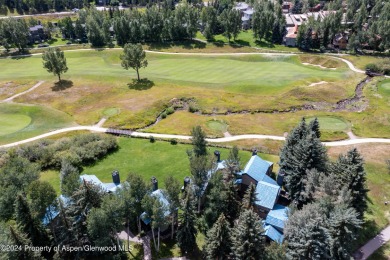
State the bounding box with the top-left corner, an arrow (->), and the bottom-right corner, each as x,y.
252,149 -> 257,156
151,176 -> 158,191
214,150 -> 221,162
277,170 -> 285,186
112,170 -> 120,185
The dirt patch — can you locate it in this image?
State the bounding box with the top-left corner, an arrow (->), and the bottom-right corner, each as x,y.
309,81 -> 328,87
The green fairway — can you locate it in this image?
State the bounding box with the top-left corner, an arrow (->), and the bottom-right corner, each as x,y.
0,50 -> 349,95
0,103 -> 75,145
379,80 -> 390,96
0,113 -> 31,136
306,116 -> 350,131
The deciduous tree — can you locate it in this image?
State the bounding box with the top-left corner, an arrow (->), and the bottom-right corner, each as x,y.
121,43 -> 148,81
42,48 -> 68,82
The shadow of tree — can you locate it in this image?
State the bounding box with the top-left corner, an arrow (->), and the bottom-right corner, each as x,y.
52,80 -> 73,91
147,40 -> 206,51
128,78 -> 154,90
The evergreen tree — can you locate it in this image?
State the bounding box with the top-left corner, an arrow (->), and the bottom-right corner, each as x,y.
203,214 -> 232,259
14,194 -> 52,258
189,154 -> 211,212
8,226 -> 42,260
60,160 -> 80,197
308,117 -> 321,138
191,125 -> 208,157
0,154 -> 40,221
285,203 -> 330,259
265,242 -> 286,260
279,118 -> 328,206
328,204 -> 363,259
224,145 -> 241,178
232,209 -> 265,259
243,182 -> 258,210
329,148 -> 368,217
66,180 -> 105,246
177,187 -> 198,255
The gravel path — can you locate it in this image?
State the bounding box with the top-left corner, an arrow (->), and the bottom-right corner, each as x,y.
1,126 -> 390,149
354,226 -> 390,260
1,81 -> 45,102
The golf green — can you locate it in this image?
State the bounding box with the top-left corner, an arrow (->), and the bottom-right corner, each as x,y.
306,116 -> 349,131
379,81 -> 390,96
0,113 -> 31,136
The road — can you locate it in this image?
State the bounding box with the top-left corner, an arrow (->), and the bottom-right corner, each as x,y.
354,226 -> 390,260
1,125 -> 390,149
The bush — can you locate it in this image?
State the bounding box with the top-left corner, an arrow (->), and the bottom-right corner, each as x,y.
170,139 -> 178,145
366,63 -> 381,73
161,112 -> 167,119
166,107 -> 175,115
188,103 -> 199,113
149,136 -> 155,143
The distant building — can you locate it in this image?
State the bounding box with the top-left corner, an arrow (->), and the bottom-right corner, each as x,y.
332,32 -> 349,49
234,2 -> 254,29
284,25 -> 298,47
29,25 -> 47,44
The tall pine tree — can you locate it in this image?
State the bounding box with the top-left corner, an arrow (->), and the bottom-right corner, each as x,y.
203,214 -> 232,259
232,209 -> 265,259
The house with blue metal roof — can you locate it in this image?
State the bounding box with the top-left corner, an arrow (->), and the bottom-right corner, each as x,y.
265,204 -> 289,231
80,173 -> 122,193
237,152 -> 274,188
255,181 -> 281,210
234,152 -> 289,244
141,189 -> 171,227
263,223 -> 284,244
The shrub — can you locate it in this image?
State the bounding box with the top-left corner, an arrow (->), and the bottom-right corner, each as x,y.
170,139 -> 178,145
166,107 -> 175,115
149,136 -> 155,143
188,103 -> 199,113
366,63 -> 381,73
161,112 -> 167,119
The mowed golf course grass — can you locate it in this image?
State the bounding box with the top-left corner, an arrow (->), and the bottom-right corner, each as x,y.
0,103 -> 75,145
0,50 -> 358,131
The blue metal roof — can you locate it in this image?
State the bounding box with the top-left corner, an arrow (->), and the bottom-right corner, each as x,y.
255,181 -> 280,209
80,175 -> 121,193
141,189 -> 170,225
42,195 -> 70,225
265,204 -> 289,230
243,155 -> 273,183
263,224 -> 284,243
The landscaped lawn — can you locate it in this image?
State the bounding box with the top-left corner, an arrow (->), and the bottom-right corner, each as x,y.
0,103 -> 76,145
41,137 -> 281,193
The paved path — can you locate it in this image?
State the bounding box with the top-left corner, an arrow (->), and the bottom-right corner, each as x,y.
117,230 -> 142,244
1,126 -> 390,149
142,235 -> 152,260
354,226 -> 390,260
95,117 -> 107,127
1,81 -> 45,102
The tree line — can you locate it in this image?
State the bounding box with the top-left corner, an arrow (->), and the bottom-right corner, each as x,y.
296,0 -> 390,52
